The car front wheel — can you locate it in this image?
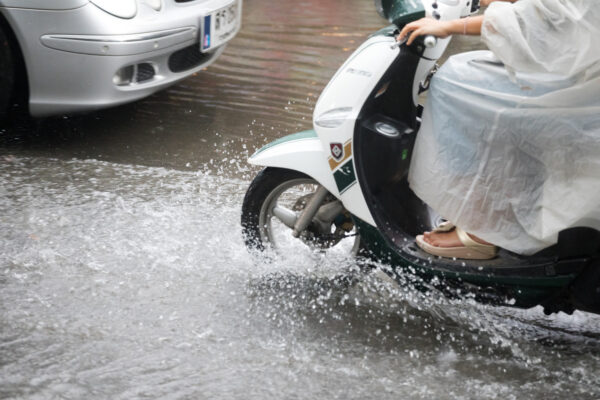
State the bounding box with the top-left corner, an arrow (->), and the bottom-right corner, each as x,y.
0,20 -> 15,122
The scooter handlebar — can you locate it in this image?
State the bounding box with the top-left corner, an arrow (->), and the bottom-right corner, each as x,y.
390,34 -> 437,50
423,35 -> 437,48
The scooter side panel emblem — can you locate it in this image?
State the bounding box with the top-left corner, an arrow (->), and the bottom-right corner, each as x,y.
333,160 -> 356,194
330,142 -> 344,162
328,141 -> 352,170
327,140 -> 356,194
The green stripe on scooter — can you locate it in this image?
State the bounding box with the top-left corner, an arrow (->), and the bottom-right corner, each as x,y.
252,130 -> 317,156
334,159 -> 356,194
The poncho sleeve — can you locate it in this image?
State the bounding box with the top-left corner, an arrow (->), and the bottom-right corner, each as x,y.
481,0 -> 600,80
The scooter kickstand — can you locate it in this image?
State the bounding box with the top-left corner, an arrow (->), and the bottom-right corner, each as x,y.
292,185 -> 329,238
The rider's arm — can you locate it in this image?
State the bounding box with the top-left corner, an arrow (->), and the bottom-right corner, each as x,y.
398,15 -> 484,46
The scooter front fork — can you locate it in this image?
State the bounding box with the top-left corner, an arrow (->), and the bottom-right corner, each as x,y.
292,185 -> 329,237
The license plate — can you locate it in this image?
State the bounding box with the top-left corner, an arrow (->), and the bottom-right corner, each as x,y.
201,1 -> 239,52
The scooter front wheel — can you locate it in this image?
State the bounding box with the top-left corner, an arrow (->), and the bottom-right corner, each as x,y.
241,167 -> 362,256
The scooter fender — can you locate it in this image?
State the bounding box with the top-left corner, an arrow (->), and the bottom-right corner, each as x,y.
249,130 -> 376,226
249,130 -> 339,196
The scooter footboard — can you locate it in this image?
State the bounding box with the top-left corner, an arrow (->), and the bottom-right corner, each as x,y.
248,130 -> 339,197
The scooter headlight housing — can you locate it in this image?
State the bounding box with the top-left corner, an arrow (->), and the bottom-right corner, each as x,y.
90,0 -> 138,19
315,107 -> 353,128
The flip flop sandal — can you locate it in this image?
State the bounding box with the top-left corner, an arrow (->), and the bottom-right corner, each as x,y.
432,220 -> 455,233
416,225 -> 498,260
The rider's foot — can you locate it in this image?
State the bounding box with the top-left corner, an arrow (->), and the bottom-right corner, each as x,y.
422,229 -> 494,248
416,225 -> 498,260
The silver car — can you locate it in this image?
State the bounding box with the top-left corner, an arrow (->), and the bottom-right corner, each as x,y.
0,0 -> 242,117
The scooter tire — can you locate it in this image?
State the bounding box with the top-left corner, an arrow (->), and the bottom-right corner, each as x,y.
241,167 -> 311,251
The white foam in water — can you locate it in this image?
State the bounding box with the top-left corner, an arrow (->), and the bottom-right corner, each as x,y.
1,157 -> 600,399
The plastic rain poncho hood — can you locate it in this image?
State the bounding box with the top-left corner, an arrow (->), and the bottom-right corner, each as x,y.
408,0 -> 600,255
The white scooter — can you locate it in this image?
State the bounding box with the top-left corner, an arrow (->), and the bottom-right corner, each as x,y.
241,0 -> 600,315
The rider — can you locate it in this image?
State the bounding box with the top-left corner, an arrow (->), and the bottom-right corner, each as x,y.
398,0 -> 600,259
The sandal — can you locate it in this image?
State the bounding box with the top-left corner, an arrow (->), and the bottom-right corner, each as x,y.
416,222 -> 498,260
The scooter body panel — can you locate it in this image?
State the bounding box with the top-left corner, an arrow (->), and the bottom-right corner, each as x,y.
311,36 -> 403,230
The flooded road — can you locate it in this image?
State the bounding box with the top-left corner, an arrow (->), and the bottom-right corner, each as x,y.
2,1 -> 600,399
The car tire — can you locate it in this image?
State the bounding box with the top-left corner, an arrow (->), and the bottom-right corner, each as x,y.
0,20 -> 15,122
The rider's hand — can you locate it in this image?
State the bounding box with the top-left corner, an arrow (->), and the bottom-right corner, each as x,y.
397,18 -> 452,46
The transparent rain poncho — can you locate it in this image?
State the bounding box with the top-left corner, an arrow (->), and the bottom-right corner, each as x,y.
408,0 -> 600,254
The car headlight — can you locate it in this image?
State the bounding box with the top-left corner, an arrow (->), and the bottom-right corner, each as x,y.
315,107 -> 353,128
90,0 -> 137,19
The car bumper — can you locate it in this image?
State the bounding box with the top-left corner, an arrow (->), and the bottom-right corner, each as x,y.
1,0 -> 241,116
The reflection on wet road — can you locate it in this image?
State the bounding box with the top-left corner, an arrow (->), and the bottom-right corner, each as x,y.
1,1 -> 600,399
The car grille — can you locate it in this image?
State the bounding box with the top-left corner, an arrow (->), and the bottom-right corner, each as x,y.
168,44 -> 213,73
136,63 -> 155,83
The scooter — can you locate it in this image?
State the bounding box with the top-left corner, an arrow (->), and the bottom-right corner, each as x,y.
241,0 -> 600,315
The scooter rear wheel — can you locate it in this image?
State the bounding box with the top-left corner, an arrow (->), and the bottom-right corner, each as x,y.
241,167 -> 362,256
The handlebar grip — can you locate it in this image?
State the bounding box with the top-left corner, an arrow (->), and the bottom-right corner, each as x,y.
424,35 -> 437,48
